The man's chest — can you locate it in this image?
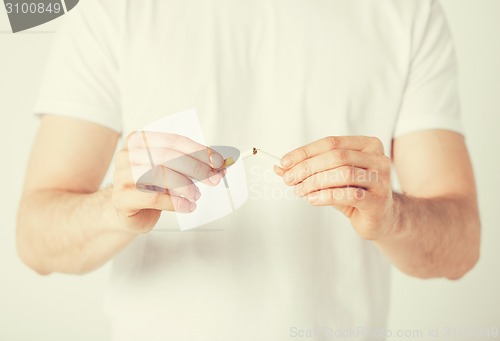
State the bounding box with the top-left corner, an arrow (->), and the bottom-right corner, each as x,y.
119,0 -> 410,148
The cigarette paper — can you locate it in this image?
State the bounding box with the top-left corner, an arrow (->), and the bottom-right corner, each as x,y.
241,147 -> 280,164
255,149 -> 280,163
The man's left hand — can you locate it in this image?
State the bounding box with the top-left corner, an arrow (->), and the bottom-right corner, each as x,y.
275,136 -> 396,241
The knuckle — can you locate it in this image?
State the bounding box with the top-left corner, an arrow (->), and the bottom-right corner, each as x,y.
302,160 -> 313,177
308,176 -> 318,190
353,187 -> 365,200
300,147 -> 310,160
370,136 -> 384,153
382,156 -> 392,172
376,155 -> 391,175
370,136 -> 382,145
335,150 -> 349,162
327,136 -> 339,149
148,192 -> 162,207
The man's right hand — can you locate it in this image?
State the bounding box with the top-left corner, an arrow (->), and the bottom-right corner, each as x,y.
112,131 -> 226,234
17,116 -> 228,274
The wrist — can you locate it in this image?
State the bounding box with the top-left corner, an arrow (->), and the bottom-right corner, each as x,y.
378,191 -> 404,242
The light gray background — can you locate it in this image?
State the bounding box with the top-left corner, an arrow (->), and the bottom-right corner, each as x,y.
1,1 -> 499,340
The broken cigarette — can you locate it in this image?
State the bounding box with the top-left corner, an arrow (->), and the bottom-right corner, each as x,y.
223,157 -> 236,168
241,148 -> 281,164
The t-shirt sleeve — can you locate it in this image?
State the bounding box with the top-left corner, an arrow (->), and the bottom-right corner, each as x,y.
34,0 -> 122,133
394,0 -> 462,138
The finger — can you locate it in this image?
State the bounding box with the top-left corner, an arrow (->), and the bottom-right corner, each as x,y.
128,148 -> 224,186
282,150 -> 379,185
115,148 -> 134,171
274,165 -> 285,177
128,147 -> 183,165
294,166 -> 379,197
280,136 -> 384,169
118,165 -> 201,203
306,187 -> 374,209
126,131 -> 225,168
114,188 -> 197,213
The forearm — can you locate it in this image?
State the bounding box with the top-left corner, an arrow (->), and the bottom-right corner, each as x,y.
375,192 -> 480,280
16,186 -> 136,275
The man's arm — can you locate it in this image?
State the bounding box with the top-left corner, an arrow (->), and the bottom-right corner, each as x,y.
17,115 -> 226,275
275,130 -> 480,280
382,129 -> 480,279
16,115 -> 133,275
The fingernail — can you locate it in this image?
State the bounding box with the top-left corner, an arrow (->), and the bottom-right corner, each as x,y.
189,202 -> 197,212
210,153 -> 223,168
284,172 -> 295,183
308,193 -> 319,203
281,158 -> 293,168
274,165 -> 284,176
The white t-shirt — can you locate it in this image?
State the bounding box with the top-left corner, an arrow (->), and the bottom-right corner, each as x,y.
35,0 -> 462,340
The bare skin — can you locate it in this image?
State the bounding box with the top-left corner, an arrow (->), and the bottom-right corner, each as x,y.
275,132 -> 480,280
16,115 -> 225,274
17,116 -> 479,279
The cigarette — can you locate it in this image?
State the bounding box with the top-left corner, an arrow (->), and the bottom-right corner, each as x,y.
240,148 -> 257,159
241,147 -> 281,164
223,157 -> 236,168
256,149 -> 281,163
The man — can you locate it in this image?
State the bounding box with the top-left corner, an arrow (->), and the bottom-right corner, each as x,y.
17,0 -> 480,340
